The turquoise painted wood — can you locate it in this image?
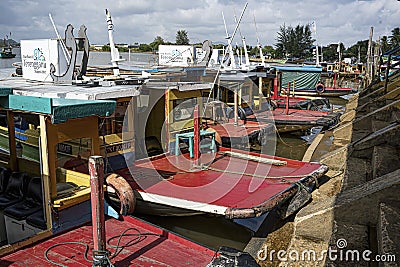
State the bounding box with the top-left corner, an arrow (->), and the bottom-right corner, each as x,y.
0,93 -> 116,124
175,130 -> 216,158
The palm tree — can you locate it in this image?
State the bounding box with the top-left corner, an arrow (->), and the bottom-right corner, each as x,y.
389,27 -> 400,48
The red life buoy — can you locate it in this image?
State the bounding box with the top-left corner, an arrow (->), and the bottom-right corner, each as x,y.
315,83 -> 325,93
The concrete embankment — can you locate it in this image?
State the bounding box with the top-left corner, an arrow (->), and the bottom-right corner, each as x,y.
247,72 -> 400,266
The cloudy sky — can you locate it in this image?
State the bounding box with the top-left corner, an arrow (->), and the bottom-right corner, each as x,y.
1,0 -> 399,48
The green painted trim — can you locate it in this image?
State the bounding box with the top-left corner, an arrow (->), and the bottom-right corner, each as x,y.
9,95 -> 53,114
0,88 -> 13,96
0,94 -> 116,124
52,100 -> 116,124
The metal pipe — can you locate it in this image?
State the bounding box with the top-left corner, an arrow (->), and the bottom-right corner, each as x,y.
193,105 -> 200,163
285,83 -> 290,115
89,156 -> 107,267
234,84 -> 238,126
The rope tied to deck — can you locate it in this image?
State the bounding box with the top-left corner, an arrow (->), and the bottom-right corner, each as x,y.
218,151 -> 287,166
200,164 -> 314,184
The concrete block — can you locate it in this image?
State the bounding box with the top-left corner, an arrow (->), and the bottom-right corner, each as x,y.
377,202 -> 400,267
342,157 -> 367,190
372,145 -> 399,180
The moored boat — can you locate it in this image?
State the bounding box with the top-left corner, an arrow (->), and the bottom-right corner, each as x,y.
0,88 -> 227,266
274,65 -> 357,97
0,47 -> 16,59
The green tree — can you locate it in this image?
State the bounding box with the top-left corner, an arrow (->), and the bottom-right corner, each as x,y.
176,30 -> 189,45
275,24 -> 314,59
380,36 -> 390,53
101,45 -> 111,52
345,40 -> 368,62
150,36 -> 165,51
263,45 -> 276,58
389,27 -> 400,48
138,43 -> 153,52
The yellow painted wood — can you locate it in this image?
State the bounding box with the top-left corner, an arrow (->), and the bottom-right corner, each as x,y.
56,168 -> 90,187
53,187 -> 91,209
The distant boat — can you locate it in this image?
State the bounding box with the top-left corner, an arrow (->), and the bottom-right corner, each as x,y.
274,65 -> 357,97
0,46 -> 16,58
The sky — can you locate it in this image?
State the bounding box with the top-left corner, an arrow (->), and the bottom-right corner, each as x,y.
0,0 -> 399,49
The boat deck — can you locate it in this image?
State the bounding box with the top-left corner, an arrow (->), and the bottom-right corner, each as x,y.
251,108 -> 330,124
245,108 -> 339,133
207,120 -> 274,145
0,216 -> 215,267
116,147 -> 328,217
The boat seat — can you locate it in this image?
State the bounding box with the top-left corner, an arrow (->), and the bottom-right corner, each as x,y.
26,210 -> 46,231
145,136 -> 163,157
4,177 -> 42,221
0,167 -> 11,194
0,172 -> 30,209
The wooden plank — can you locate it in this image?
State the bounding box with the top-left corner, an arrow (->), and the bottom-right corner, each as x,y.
39,115 -> 53,229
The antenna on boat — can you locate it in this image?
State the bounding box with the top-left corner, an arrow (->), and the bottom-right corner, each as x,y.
49,13 -> 70,63
234,10 -> 250,68
253,12 -> 265,66
221,11 -> 236,68
105,9 -> 122,77
203,2 -> 248,117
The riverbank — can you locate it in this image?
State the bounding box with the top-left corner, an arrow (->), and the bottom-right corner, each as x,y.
248,72 -> 400,266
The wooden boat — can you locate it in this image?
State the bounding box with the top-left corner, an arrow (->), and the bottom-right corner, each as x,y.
0,89 -> 227,265
213,71 -> 340,133
136,80 -> 276,156
0,47 -> 16,59
274,65 -> 356,97
0,16 -> 330,236
0,75 -> 329,231
246,107 -> 340,133
114,147 -> 328,220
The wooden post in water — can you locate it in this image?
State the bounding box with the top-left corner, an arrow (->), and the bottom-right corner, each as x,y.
89,156 -> 107,267
366,26 -> 374,85
193,105 -> 200,164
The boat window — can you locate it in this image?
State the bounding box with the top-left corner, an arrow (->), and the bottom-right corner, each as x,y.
137,88 -> 150,113
172,98 -> 197,122
99,98 -> 131,135
58,138 -> 92,175
0,112 -> 40,163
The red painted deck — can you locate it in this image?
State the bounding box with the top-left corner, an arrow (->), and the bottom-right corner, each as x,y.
249,108 -> 330,124
208,120 -> 273,139
0,216 -> 215,267
272,96 -> 310,107
291,87 -> 354,97
116,147 -> 327,214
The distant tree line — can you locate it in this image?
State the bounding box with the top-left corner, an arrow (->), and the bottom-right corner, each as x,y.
101,26 -> 400,63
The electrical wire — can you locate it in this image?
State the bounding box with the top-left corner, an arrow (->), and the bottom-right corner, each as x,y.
44,226 -> 162,267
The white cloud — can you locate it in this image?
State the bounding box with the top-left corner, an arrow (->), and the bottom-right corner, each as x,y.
0,0 -> 399,48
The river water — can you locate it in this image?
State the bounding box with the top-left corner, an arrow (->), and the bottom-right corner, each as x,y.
1,48 -> 350,251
